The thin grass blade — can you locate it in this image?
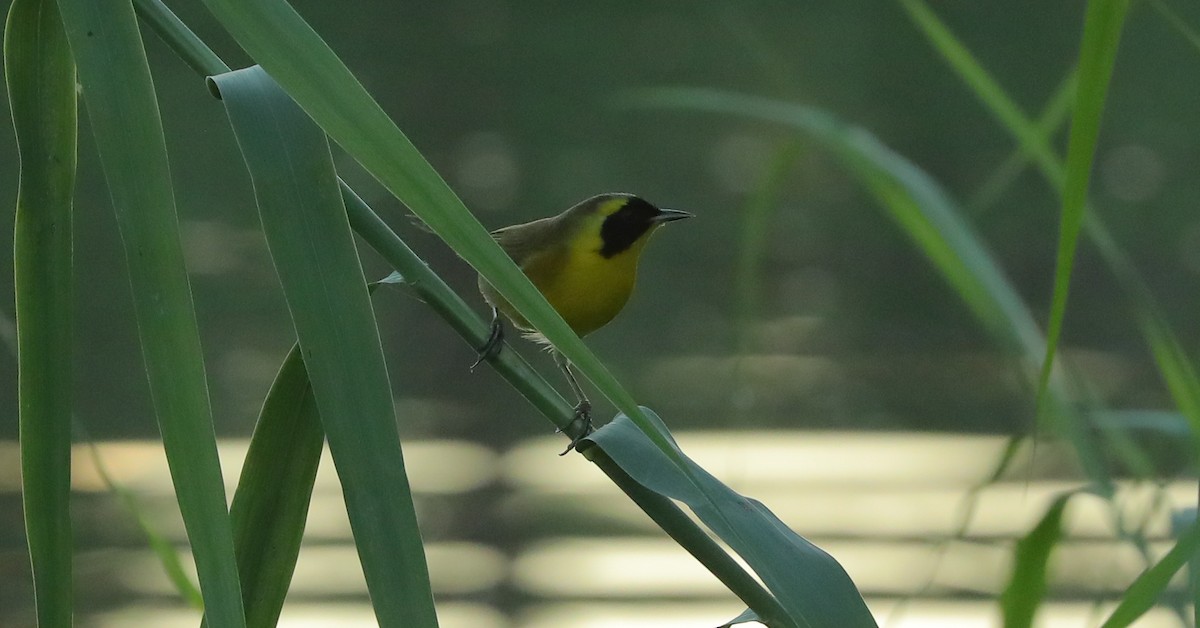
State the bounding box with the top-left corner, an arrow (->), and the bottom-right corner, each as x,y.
207,344 -> 321,628
82,436 -> 204,608
1036,0 -> 1130,414
585,409 -> 877,628
1100,520 -> 1200,627
53,0 -> 245,622
1000,490 -> 1087,628
211,65 -> 437,627
5,0 -> 77,622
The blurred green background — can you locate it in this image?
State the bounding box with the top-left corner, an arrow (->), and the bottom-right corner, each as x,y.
3,0 -> 1200,626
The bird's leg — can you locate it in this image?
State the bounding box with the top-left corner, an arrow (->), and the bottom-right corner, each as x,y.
470,307 -> 505,371
554,350 -> 593,455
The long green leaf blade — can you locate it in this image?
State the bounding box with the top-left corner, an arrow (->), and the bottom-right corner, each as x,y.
211,66 -> 437,627
215,344 -> 322,628
1100,521 -> 1200,627
1000,491 -> 1081,628
5,0 -> 77,622
1036,0 -> 1130,411
586,409 -> 877,628
53,0 -> 245,623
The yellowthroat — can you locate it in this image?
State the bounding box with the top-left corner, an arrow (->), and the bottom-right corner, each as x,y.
474,193 -> 692,452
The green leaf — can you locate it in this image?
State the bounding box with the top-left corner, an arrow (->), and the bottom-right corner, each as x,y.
53,0 -> 245,623
215,344 -> 322,628
82,436 -> 204,609
1100,520 -> 1200,627
1036,0 -> 1130,417
5,0 -> 77,622
1000,490 -> 1087,628
211,66 -> 437,627
585,409 -> 877,628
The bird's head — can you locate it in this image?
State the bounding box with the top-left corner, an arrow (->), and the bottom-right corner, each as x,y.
568,193 -> 691,258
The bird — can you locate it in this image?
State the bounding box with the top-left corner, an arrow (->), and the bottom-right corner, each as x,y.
473,192 -> 692,453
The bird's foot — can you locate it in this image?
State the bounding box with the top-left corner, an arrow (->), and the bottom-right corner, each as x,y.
470,311 -> 505,371
557,400 -> 593,455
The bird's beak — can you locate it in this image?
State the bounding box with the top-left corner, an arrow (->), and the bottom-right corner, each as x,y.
652,208 -> 694,223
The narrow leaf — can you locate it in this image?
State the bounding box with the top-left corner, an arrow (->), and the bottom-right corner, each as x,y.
83,437 -> 204,608
1000,491 -> 1084,628
214,345 -> 322,628
5,0 -> 77,622
1100,520 -> 1200,627
586,409 -> 877,628
54,0 -> 245,622
211,66 -> 437,627
1036,0 -> 1130,414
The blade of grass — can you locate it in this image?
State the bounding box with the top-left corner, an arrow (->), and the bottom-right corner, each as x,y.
211,66 -> 437,627
1000,490 -> 1089,628
5,0 -> 77,623
82,433 -> 204,609
53,0 -> 245,623
218,344 -> 321,628
1099,520 -> 1200,627
1035,0 -> 1130,419
131,3 -> 801,623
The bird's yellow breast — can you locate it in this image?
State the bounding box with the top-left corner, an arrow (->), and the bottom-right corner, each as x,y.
523,225 -> 650,337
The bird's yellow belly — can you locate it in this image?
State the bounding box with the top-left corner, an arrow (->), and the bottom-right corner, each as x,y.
533,247 -> 638,337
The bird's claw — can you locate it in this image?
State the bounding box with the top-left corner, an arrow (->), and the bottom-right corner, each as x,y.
558,400 -> 593,455
470,310 -> 505,371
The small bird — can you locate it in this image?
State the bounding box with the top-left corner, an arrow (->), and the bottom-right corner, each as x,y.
474,193 -> 692,453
